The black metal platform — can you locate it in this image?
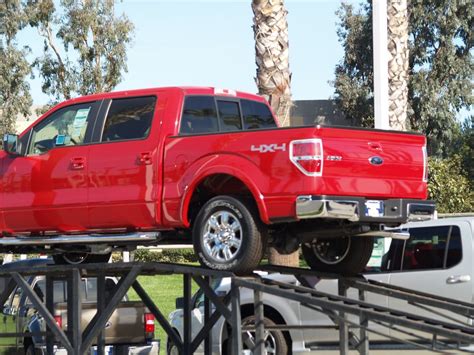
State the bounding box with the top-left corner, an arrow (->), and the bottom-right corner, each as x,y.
1,261 -> 474,354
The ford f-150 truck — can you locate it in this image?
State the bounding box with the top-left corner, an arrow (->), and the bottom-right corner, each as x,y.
0,87 -> 435,274
0,259 -> 159,355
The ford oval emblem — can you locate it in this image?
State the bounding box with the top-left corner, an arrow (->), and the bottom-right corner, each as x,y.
369,156 -> 384,165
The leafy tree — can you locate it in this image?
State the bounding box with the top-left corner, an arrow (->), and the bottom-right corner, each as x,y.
0,0 -> 33,137
428,156 -> 473,213
25,0 -> 134,103
334,0 -> 473,157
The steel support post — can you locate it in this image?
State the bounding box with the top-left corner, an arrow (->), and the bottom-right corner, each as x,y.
10,273 -> 73,352
358,288 -> 369,355
231,281 -> 242,354
45,275 -> 54,355
183,273 -> 192,355
96,272 -> 106,355
67,268 -> 82,355
204,276 -> 212,355
338,281 -> 349,355
254,288 -> 265,355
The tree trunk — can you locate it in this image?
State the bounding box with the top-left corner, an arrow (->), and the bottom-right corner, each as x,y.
387,0 -> 409,131
252,0 -> 292,127
268,247 -> 300,267
252,0 -> 298,267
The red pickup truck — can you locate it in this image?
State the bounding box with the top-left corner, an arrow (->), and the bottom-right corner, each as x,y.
0,87 -> 434,273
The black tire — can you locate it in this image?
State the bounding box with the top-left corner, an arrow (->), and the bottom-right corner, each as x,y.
53,252 -> 111,265
302,237 -> 373,275
223,315 -> 289,355
193,195 -> 264,275
166,339 -> 179,355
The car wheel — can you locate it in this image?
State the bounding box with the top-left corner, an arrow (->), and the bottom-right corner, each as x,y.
53,252 -> 111,265
302,237 -> 373,274
223,315 -> 289,355
167,339 -> 179,355
193,195 -> 264,275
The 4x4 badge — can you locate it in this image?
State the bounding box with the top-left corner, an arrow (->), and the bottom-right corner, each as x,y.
251,143 -> 286,153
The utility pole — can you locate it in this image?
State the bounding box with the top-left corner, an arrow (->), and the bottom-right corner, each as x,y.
372,0 -> 389,129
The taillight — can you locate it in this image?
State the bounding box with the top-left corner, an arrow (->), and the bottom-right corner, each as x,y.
422,145 -> 428,182
144,313 -> 155,338
290,139 -> 323,176
54,315 -> 62,329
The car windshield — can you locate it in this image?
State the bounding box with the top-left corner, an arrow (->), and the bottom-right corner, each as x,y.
194,277 -> 224,308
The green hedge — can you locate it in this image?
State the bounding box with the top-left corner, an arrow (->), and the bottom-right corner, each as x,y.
112,248 -> 197,263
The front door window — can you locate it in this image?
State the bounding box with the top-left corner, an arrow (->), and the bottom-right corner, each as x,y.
29,102 -> 96,155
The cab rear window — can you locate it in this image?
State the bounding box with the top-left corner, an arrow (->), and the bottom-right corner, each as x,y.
241,99 -> 277,129
180,96 -> 276,135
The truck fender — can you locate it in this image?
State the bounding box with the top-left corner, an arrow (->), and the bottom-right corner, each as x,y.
179,154 -> 270,227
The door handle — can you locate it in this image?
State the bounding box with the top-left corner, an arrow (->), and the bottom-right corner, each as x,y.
138,152 -> 152,165
446,275 -> 471,284
70,157 -> 86,170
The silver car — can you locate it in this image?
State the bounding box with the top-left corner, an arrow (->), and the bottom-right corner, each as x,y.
167,217 -> 474,354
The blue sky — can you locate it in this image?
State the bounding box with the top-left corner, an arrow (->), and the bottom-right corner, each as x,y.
20,0 -> 357,104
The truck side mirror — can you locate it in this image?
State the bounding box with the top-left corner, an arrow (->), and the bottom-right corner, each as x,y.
3,134 -> 20,156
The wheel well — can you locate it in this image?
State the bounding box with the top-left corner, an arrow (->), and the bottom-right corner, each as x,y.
187,174 -> 257,224
222,303 -> 293,350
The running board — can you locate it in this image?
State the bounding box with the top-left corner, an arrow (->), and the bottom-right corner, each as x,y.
355,231 -> 409,240
0,232 -> 160,246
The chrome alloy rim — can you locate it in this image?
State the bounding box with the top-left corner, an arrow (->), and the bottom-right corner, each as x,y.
312,237 -> 351,265
202,211 -> 242,262
242,321 -> 278,354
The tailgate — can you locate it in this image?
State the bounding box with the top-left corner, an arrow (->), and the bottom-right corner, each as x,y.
56,301 -> 147,344
293,126 -> 428,199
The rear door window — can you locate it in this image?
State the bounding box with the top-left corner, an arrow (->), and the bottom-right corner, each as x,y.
101,96 -> 156,142
241,99 -> 277,129
402,226 -> 450,270
180,96 -> 219,135
217,101 -> 242,132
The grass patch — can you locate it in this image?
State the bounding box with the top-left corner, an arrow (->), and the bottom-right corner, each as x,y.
128,275 -> 199,344
128,258 -> 308,344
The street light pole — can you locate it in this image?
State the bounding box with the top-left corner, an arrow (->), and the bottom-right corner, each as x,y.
373,0 -> 389,130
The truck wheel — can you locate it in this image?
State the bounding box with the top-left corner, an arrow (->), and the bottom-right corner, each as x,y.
302,237 -> 373,275
193,196 -> 264,275
53,253 -> 111,265
223,315 -> 289,355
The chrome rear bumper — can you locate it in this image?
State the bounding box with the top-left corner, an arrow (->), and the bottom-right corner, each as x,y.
296,195 -> 435,224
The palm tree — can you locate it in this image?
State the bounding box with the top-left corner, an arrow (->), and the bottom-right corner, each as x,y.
252,0 -> 298,267
387,0 -> 409,131
252,0 -> 292,127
